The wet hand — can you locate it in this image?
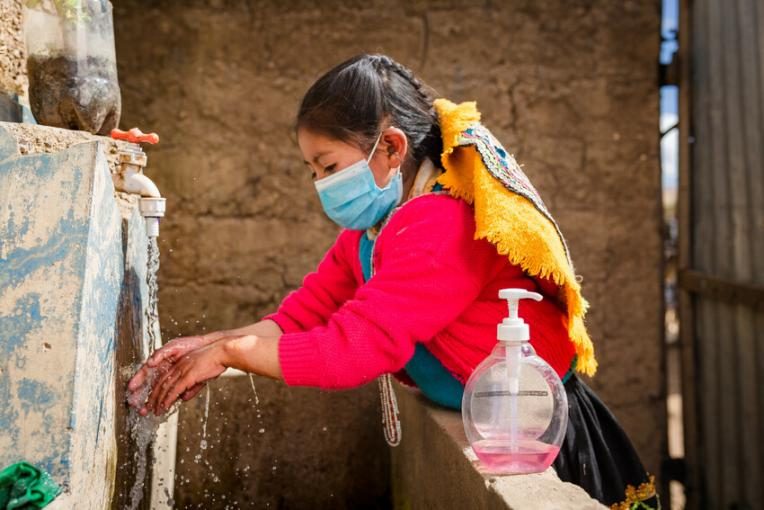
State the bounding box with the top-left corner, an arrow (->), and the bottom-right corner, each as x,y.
127,334 -> 211,397
142,341 -> 228,416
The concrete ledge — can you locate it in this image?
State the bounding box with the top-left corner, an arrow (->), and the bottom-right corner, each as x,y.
390,382 -> 606,510
0,124 -> 122,508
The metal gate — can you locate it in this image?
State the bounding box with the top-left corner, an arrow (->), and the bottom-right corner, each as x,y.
677,0 -> 764,508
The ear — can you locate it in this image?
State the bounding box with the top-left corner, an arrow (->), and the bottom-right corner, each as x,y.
381,127 -> 408,170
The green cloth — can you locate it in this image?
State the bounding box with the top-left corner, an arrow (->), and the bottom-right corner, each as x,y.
0,462 -> 60,510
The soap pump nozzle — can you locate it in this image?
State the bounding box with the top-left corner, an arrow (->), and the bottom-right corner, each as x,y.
497,289 -> 543,394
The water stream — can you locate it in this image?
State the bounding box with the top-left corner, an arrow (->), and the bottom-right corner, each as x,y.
125,235 -> 165,510
126,408 -> 161,510
248,374 -> 263,423
200,385 -> 210,451
145,237 -> 161,352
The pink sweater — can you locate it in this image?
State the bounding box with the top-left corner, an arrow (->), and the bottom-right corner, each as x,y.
269,194 -> 575,389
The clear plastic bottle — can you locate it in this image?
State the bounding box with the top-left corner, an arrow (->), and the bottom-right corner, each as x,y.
462,289 -> 568,474
24,0 -> 121,134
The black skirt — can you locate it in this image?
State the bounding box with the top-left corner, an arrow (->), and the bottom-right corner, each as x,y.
552,374 -> 660,508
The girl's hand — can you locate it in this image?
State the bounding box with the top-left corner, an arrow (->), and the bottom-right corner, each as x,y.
128,331 -> 282,415
142,341 -> 229,416
127,334 -> 219,397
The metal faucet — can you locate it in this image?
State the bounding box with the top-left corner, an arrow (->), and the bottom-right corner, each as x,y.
113,147 -> 166,237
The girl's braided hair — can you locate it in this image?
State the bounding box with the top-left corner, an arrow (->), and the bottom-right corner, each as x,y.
297,54 -> 442,177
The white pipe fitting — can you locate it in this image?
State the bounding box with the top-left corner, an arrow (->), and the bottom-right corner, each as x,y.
114,148 -> 166,237
139,197 -> 166,238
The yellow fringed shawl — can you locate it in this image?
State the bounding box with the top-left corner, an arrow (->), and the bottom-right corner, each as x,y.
434,99 -> 597,375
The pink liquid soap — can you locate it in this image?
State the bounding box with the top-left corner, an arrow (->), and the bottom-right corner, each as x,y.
472,439 -> 561,474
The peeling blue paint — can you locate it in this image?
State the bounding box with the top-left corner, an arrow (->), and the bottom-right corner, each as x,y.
0,127 -> 19,161
0,210 -> 89,290
0,293 -> 45,434
17,378 -> 56,412
0,293 -> 41,356
6,209 -> 30,242
0,375 -> 19,445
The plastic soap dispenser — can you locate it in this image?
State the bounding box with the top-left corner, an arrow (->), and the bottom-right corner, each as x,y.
462,289 -> 569,474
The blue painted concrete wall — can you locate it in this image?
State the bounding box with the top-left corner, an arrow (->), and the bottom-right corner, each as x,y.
0,125 -> 128,508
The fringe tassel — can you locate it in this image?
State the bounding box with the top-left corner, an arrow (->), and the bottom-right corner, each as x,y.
434,98 -> 598,376
378,374 -> 402,447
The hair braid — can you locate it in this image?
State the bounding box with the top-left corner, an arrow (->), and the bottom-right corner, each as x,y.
373,55 -> 435,106
297,53 -> 443,175
369,55 -> 442,168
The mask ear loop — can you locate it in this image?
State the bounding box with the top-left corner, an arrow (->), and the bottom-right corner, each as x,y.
366,130 -> 385,163
368,129 -> 402,185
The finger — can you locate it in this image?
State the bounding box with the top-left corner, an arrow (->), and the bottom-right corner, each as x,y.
126,387 -> 147,409
146,362 -> 183,414
127,364 -> 151,392
151,370 -> 183,416
152,362 -> 188,415
127,363 -> 172,400
127,366 -> 164,409
147,336 -> 206,368
147,343 -> 185,368
181,383 -> 205,401
172,365 -> 226,410
160,369 -> 195,413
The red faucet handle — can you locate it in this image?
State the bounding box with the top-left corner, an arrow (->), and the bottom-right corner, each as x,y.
111,127 -> 160,145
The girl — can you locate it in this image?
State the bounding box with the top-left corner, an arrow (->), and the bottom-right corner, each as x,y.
128,54 -> 657,508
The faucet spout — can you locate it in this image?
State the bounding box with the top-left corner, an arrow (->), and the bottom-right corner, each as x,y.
125,171 -> 161,198
114,148 -> 166,237
113,149 -> 161,197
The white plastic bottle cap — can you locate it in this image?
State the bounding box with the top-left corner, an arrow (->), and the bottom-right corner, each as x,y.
497,289 -> 542,342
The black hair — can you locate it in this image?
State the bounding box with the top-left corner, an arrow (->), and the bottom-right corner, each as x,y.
296,54 -> 442,178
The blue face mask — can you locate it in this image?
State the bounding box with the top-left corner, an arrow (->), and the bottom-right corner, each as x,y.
314,133 -> 403,230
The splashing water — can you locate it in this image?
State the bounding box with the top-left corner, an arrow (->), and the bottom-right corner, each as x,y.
124,366 -> 181,510
124,235 -> 166,510
248,374 -> 263,420
247,374 -> 259,405
192,385 -> 221,482
200,385 -> 210,451
126,403 -> 160,510
124,389 -> 180,510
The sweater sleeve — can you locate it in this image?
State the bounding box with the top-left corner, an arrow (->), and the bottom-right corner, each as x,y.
265,230 -> 361,334
278,195 -> 499,389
